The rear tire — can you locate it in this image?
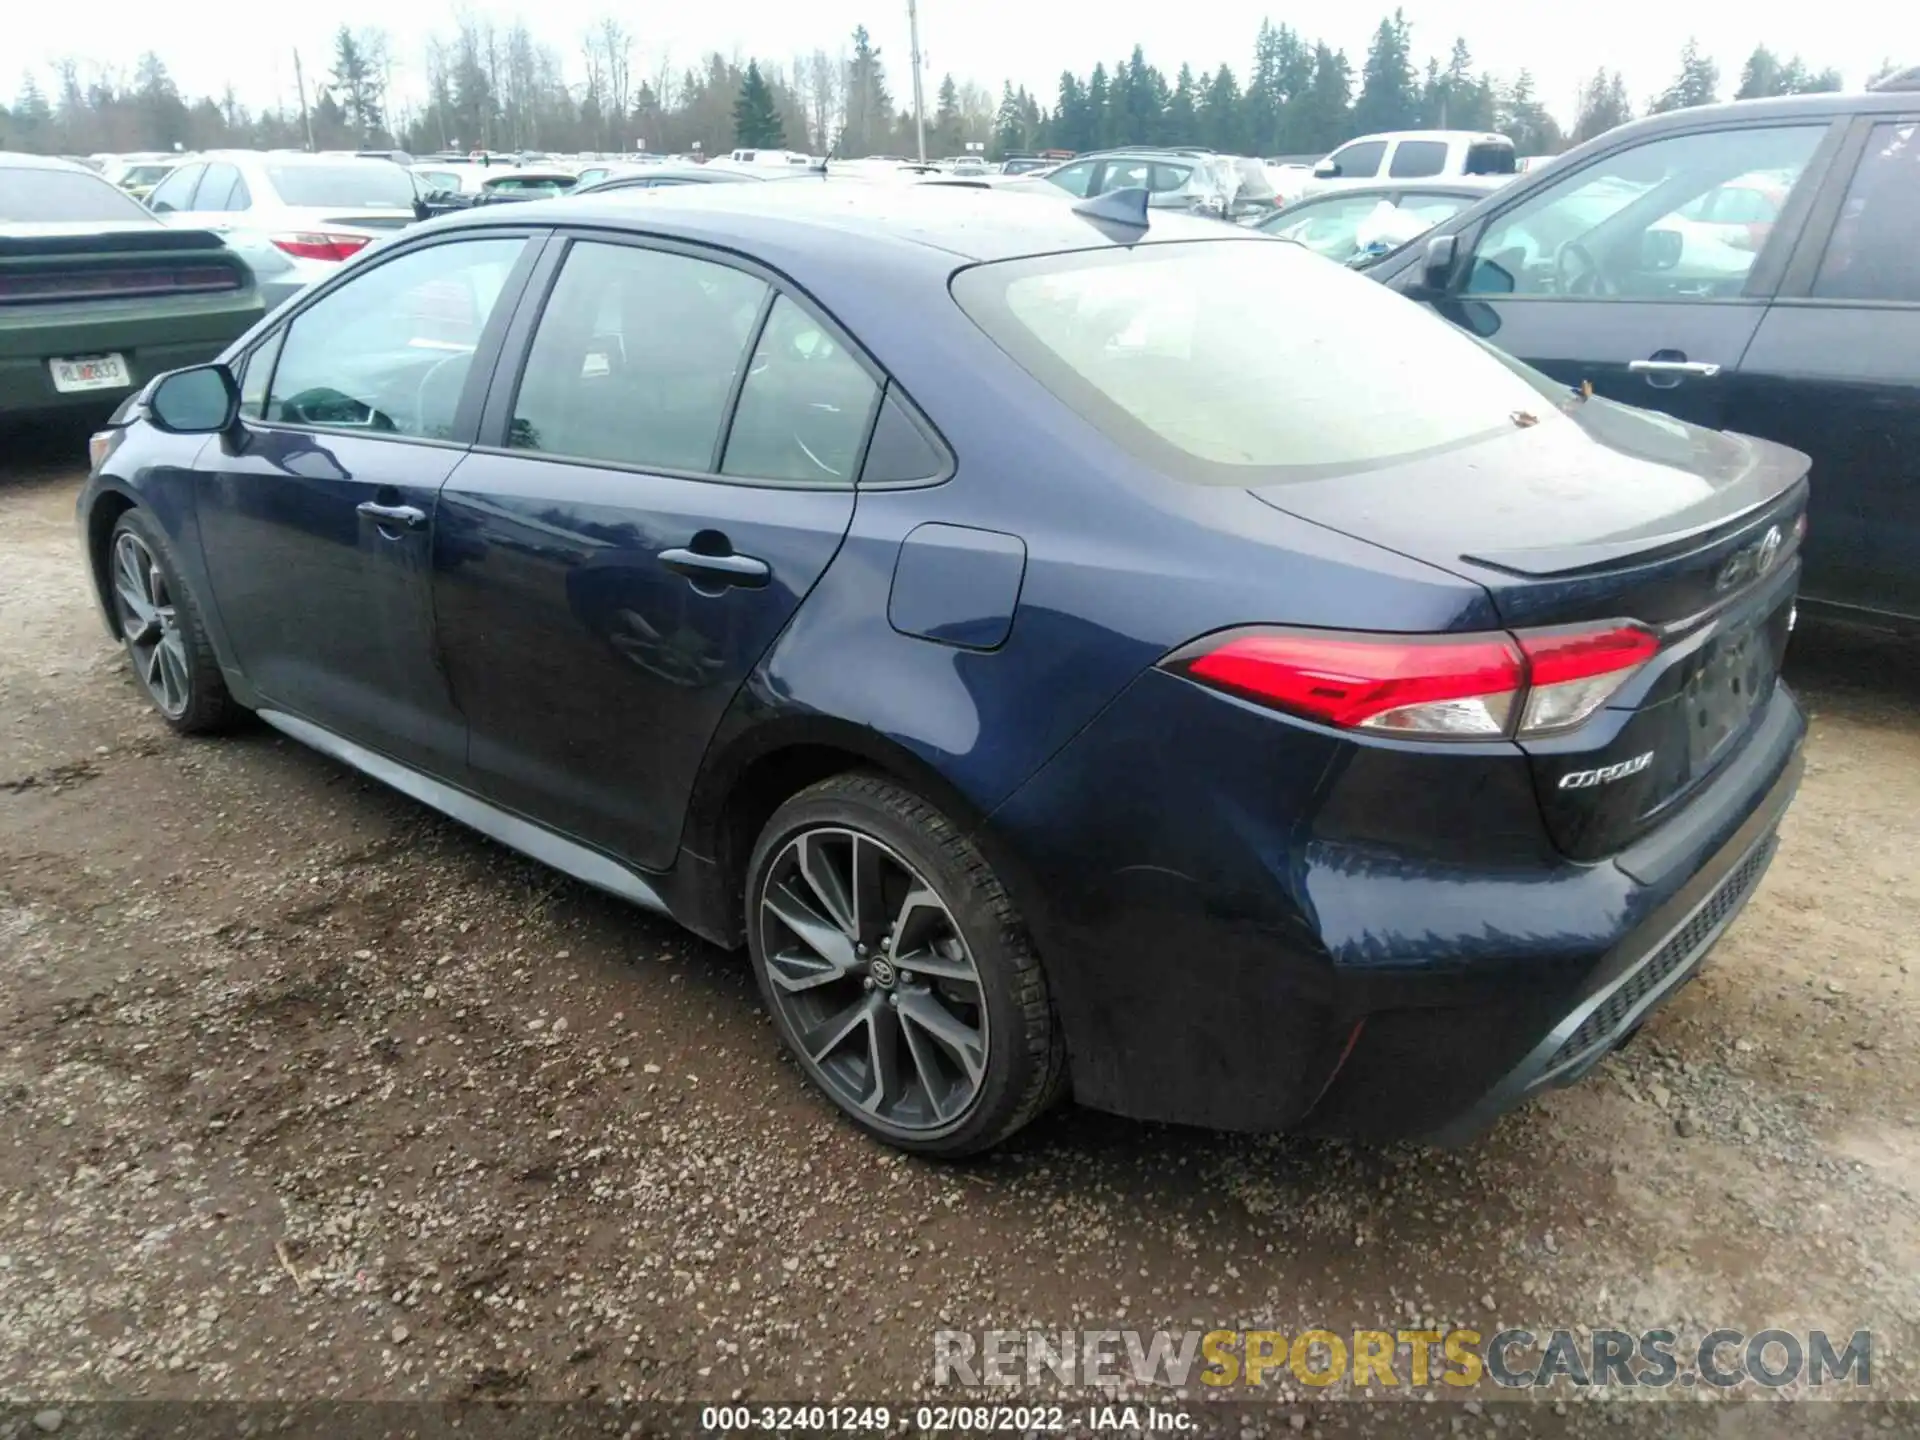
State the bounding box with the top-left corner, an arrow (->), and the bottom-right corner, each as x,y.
745,772 -> 1066,1157
107,508 -> 240,735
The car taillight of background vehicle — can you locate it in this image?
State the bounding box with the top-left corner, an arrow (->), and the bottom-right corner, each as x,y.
1163,622 -> 1660,740
270,233 -> 372,262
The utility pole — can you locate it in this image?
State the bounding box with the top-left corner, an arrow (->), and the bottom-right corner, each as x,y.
906,0 -> 927,162
293,49 -> 315,152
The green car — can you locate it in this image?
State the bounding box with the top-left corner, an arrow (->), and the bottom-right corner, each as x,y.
1,151 -> 266,422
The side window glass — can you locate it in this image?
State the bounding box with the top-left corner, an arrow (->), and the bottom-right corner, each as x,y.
1150,164 -> 1192,194
1046,162 -> 1097,197
1331,141 -> 1385,179
860,387 -> 948,485
1813,122 -> 1920,304
1388,140 -> 1447,178
266,237 -> 525,439
237,328 -> 286,420
1265,195 -> 1383,258
1466,125 -> 1824,298
147,163 -> 202,213
1102,160 -> 1153,192
196,163 -> 241,211
722,295 -> 879,485
510,241 -> 767,471
229,174 -> 253,211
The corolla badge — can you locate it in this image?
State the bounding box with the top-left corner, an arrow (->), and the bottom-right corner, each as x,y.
1716,524 -> 1784,593
1559,751 -> 1654,790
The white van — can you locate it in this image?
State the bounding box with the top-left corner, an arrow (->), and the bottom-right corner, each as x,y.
1302,131 -> 1516,196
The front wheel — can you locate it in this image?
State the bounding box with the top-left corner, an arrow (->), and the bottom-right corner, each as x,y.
745,773 -> 1065,1157
107,508 -> 240,735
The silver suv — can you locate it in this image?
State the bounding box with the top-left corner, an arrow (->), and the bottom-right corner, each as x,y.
1031,147 -> 1278,221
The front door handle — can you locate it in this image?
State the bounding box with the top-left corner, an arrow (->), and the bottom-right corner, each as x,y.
1628,358 -> 1722,378
658,546 -> 771,590
357,501 -> 427,529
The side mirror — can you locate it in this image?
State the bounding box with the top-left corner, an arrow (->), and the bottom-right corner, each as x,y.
1421,233 -> 1459,291
1313,159 -> 1339,178
1640,228 -> 1683,271
148,364 -> 240,434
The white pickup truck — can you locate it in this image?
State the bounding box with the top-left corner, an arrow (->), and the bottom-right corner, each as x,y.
1302,130 -> 1517,196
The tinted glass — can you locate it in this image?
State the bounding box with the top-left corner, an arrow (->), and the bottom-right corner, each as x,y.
860,388 -> 948,484
266,162 -> 417,208
266,238 -> 525,438
1330,141 -> 1385,178
146,163 -> 203,213
1465,141 -> 1517,176
1389,140 -> 1448,178
237,329 -> 286,420
954,241 -> 1566,479
1045,161 -> 1098,197
510,241 -> 766,471
0,167 -> 155,223
1466,125 -> 1823,297
722,296 -> 879,484
1813,122 -> 1920,303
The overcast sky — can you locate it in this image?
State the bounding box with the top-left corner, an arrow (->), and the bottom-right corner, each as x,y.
14,0 -> 1919,127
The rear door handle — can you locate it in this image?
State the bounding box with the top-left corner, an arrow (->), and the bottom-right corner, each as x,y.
1628,359 -> 1721,377
658,546 -> 771,590
357,501 -> 427,529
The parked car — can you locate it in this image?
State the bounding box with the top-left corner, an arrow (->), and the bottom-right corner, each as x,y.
573,165 -> 769,195
572,160 -> 663,187
1257,178 -> 1510,264
472,167 -> 582,202
1019,147 -> 1280,221
79,181 -> 1807,1157
1365,88 -> 1920,627
1304,130 -> 1518,195
146,151 -> 419,309
97,153 -> 186,202
0,152 -> 263,423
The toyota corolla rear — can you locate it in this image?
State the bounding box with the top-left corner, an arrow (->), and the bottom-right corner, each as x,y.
955,236 -> 1806,1142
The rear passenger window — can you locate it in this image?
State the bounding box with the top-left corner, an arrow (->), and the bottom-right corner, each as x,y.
722,296 -> 879,484
1389,140 -> 1448,178
1813,122 -> 1920,304
1465,142 -> 1517,176
510,241 -> 767,471
1330,141 -> 1385,179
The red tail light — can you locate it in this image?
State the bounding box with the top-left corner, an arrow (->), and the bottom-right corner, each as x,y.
1166,622 -> 1658,740
270,232 -> 371,262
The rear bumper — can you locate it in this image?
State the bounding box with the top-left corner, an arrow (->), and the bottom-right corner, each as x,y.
988,671 -> 1806,1142
0,296 -> 261,421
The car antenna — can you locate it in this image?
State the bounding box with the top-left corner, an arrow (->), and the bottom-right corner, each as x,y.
1071,185 -> 1150,240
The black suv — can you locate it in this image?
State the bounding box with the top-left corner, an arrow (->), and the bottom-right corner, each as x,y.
1368,86 -> 1920,627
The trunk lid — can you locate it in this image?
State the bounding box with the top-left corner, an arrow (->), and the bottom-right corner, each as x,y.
0,224 -> 250,304
1249,396 -> 1809,859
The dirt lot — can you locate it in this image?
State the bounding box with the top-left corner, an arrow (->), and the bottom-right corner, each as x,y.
3,423 -> 1917,1431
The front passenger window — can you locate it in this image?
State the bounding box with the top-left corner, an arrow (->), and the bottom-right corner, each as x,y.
1465,124 -> 1823,298
265,237 -> 526,439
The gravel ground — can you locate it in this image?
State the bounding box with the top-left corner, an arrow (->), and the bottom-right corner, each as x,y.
2,423 -> 1917,1434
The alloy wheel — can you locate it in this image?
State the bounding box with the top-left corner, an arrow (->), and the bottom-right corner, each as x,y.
759,827 -> 989,1133
112,531 -> 191,718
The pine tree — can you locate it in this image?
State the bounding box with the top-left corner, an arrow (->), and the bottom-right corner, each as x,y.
1572,68 -> 1633,143
1292,44 -> 1352,154
1353,9 -> 1418,135
732,61 -> 784,147
1652,38 -> 1720,114
1087,63 -> 1112,148
934,73 -> 962,155
1735,45 -> 1784,101
1498,70 -> 1562,154
1199,64 -> 1242,153
1054,71 -> 1093,153
991,82 -> 1026,159
331,26 -> 385,144
1165,64 -> 1198,145
1245,20 -> 1284,156
1119,45 -> 1160,144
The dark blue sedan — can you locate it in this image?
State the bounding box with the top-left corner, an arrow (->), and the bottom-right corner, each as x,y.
77,182 -> 1810,1155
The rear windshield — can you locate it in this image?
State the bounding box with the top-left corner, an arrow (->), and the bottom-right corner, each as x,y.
266,162 -> 417,208
0,168 -> 155,223
1465,141 -> 1517,176
951,240 -> 1565,481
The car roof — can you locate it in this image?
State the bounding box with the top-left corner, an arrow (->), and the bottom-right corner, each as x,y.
437,176 -> 1260,264
0,151 -> 97,173
1337,130 -> 1509,146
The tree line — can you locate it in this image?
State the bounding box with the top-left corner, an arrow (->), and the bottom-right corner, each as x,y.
0,14 -> 1884,164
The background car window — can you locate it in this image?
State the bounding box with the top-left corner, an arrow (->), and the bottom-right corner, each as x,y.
417,169 -> 462,193
1099,159 -> 1154,193
510,241 -> 767,471
1150,163 -> 1193,194
1813,123 -> 1920,304
1044,161 -> 1098,197
1389,140 -> 1448,179
1465,124 -> 1823,298
722,296 -> 879,484
266,162 -> 417,208
146,163 -> 203,213
1464,141 -> 1517,176
265,237 -> 525,439
1329,141 -> 1385,178
194,163 -> 245,212
1262,194 -> 1390,257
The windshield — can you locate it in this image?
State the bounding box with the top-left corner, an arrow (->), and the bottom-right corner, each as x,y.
267,162 -> 417,208
0,168 -> 155,224
952,239 -> 1567,480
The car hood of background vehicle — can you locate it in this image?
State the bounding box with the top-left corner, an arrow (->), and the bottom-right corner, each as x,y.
1247,393 -> 1810,577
